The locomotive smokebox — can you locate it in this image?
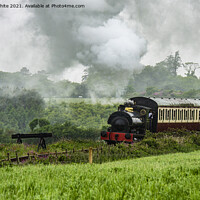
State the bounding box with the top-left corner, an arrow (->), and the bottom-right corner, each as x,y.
111,117 -> 129,132
108,111 -> 142,133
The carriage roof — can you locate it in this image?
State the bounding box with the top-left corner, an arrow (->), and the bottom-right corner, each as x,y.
129,97 -> 200,108
149,97 -> 200,107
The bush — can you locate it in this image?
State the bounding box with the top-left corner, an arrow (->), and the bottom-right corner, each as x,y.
29,118 -> 50,132
29,119 -> 39,131
141,138 -> 159,148
189,134 -> 200,146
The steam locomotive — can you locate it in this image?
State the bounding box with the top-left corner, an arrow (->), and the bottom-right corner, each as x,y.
101,97 -> 200,144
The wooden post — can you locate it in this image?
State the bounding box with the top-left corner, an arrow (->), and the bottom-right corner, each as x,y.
16,152 -> 19,164
55,150 -> 58,158
89,147 -> 93,164
27,153 -> 30,161
7,153 -> 10,162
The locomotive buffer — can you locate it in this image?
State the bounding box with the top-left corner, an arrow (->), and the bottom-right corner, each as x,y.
12,133 -> 52,151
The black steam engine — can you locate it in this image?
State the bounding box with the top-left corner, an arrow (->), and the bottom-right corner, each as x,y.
101,100 -> 151,144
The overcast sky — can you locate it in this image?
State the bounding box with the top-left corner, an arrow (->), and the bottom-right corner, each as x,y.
0,0 -> 200,81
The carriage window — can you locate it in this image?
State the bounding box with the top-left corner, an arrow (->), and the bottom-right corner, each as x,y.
196,110 -> 198,120
169,109 -> 171,120
173,110 -> 176,120
166,109 -> 169,120
181,109 -> 183,120
167,110 -> 169,120
191,110 -> 194,120
186,110 -> 188,120
163,109 -> 165,120
175,110 -> 177,120
172,109 -> 174,120
159,109 -> 162,120
199,110 -> 200,120
189,109 -> 194,121
184,109 -> 189,120
159,109 -> 160,120
178,109 -> 180,120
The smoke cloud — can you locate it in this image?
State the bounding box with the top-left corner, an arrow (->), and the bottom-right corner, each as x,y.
27,0 -> 146,76
0,4 -> 49,73
124,0 -> 200,68
0,0 -> 200,95
77,18 -> 146,70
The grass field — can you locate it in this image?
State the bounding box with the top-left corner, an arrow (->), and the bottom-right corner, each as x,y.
0,150 -> 200,200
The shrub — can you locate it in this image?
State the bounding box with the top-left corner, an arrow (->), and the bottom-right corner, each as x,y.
141,138 -> 159,148
189,134 -> 200,146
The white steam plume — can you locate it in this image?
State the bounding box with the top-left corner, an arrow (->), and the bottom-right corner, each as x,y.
27,0 -> 146,75
0,3 -> 49,73
125,0 -> 200,69
22,0 -> 148,96
77,18 -> 146,70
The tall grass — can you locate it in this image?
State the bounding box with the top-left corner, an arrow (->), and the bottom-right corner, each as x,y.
0,151 -> 200,199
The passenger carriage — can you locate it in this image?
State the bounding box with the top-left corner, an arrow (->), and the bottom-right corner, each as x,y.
131,97 -> 200,132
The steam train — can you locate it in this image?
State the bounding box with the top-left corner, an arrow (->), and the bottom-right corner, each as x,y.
101,97 -> 200,144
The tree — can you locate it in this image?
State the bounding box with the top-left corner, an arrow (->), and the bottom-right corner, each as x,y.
0,90 -> 45,133
39,118 -> 50,128
29,118 -> 50,132
183,62 -> 200,78
123,78 -> 136,98
146,87 -> 158,96
164,51 -> 182,76
81,68 -> 89,82
29,119 -> 39,131
133,65 -> 172,92
20,67 -> 30,75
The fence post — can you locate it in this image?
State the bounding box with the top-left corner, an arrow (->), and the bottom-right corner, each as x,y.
89,147 -> 93,164
16,152 -> 19,164
7,153 -> 10,162
27,153 -> 30,161
55,150 -> 58,158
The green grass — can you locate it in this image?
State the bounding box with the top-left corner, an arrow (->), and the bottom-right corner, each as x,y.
0,151 -> 200,199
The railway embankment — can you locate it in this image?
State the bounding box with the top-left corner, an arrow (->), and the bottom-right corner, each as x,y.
0,129 -> 200,166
